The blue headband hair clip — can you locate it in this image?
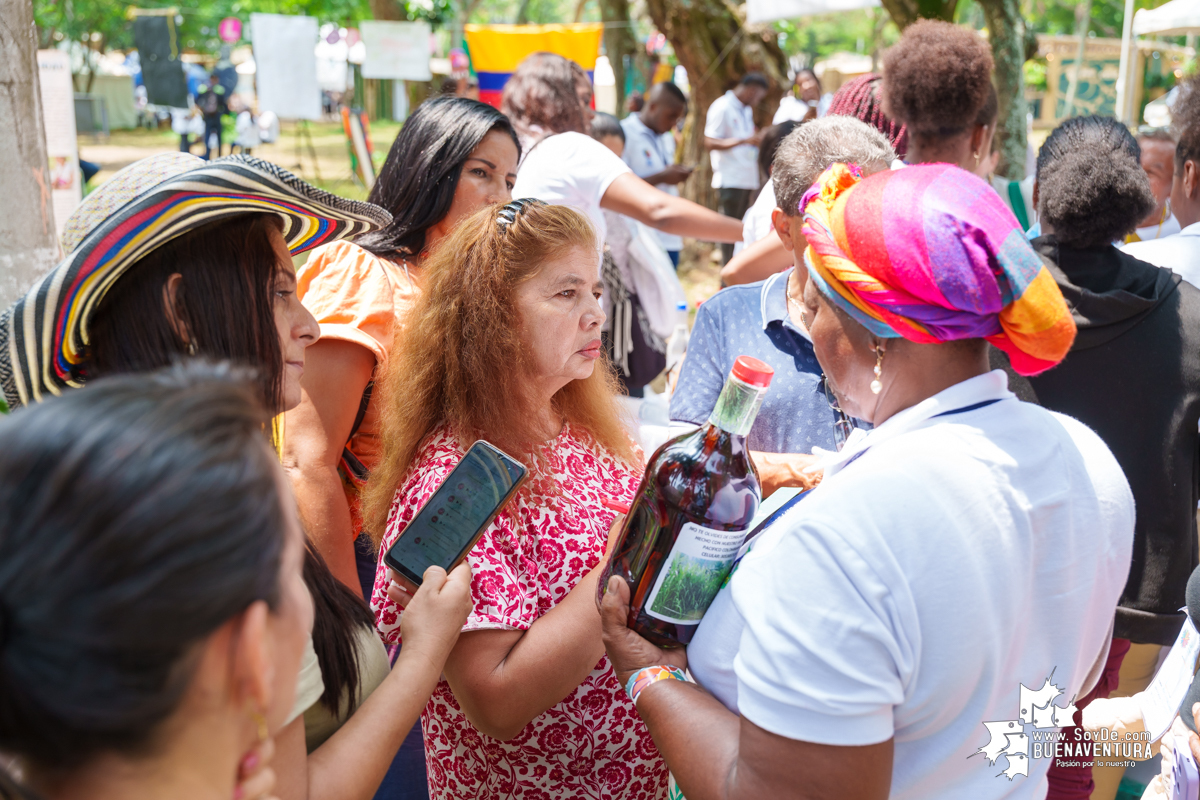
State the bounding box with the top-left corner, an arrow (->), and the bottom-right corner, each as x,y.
496,198 -> 545,230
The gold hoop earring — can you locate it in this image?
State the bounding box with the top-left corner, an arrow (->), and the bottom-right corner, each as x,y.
250,708 -> 268,743
973,150 -> 981,168
871,345 -> 884,395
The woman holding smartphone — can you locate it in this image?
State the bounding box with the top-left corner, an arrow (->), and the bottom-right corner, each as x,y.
366,200 -> 668,800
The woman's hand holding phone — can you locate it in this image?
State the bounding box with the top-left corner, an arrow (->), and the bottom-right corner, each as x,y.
397,563 -> 474,671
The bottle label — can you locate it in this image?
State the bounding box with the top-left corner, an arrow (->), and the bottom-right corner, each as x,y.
643,522 -> 749,625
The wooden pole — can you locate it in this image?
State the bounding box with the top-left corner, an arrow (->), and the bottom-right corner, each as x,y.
0,0 -> 60,309
1063,0 -> 1092,119
1115,0 -> 1137,123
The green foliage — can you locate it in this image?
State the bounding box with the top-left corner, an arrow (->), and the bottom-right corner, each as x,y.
987,0 -> 1189,40
34,0 -> 375,58
468,0 -> 602,24
774,9 -> 899,62
1025,57 -> 1047,91
405,0 -> 455,27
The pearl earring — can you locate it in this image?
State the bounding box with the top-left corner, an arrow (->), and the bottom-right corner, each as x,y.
871,346 -> 883,395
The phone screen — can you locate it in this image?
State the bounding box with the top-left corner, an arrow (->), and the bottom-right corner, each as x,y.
384,442 -> 526,583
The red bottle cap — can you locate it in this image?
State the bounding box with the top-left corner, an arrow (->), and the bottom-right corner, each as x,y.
731,355 -> 774,387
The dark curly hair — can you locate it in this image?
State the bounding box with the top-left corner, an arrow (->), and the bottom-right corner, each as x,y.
1172,74 -> 1200,172
1036,114 -> 1139,177
827,73 -> 908,157
880,20 -> 994,140
1037,117 -> 1155,248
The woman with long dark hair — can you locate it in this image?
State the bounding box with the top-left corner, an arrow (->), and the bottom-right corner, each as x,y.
503,52 -> 743,249
0,152 -> 474,800
284,95 -> 522,594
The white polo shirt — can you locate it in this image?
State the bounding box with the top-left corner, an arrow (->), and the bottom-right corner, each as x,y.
734,176 -> 777,256
704,90 -> 759,190
687,370 -> 1133,800
1122,221 -> 1200,289
621,113 -> 682,252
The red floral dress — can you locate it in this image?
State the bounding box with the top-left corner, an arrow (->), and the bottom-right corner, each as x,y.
372,424 -> 668,800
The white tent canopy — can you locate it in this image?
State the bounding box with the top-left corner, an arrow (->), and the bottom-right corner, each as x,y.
1116,0 -> 1198,122
1133,0 -> 1200,36
746,0 -> 879,24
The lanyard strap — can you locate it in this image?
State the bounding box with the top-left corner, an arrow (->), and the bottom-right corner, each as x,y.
932,398 -> 1002,418
839,398 -> 1003,470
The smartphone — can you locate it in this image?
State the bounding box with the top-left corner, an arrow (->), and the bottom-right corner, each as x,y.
383,440 -> 527,591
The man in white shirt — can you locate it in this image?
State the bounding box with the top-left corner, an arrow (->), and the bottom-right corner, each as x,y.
704,73 -> 768,265
621,82 -> 692,267
773,68 -> 832,124
1123,117 -> 1200,287
1127,130 -> 1182,242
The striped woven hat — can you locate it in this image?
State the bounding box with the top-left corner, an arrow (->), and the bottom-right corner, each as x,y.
0,152 -> 391,409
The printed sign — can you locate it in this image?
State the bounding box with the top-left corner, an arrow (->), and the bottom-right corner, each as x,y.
37,50 -> 81,239
360,20 -> 432,81
251,14 -> 321,121
1141,615 -> 1200,740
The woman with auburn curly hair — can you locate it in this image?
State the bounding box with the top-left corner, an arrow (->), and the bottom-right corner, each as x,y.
365,199 -> 667,800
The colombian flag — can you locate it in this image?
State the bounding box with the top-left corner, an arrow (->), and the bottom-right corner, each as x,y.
464,23 -> 604,108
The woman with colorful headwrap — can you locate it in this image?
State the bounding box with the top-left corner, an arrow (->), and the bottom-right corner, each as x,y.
598,162 -> 1134,799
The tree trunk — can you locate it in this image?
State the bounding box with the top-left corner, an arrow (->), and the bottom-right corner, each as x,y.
877,0 -> 1032,179
599,0 -> 637,114
0,0 -> 59,310
369,0 -> 405,21
644,0 -> 787,209
980,0 -> 1032,178
879,0 -> 958,29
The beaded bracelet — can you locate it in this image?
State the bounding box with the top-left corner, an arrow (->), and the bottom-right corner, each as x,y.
625,665 -> 688,706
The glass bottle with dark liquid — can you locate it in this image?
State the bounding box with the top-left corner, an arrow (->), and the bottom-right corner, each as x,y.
600,356 -> 773,647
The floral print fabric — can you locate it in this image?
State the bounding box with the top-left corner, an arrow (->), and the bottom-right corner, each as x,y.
372,424 -> 668,800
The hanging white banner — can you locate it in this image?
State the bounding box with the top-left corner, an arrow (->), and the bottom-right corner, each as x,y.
251,13 -> 321,121
37,49 -> 81,240
360,20 -> 433,81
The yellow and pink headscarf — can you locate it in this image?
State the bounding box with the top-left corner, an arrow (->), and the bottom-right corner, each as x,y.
801,162 -> 1075,376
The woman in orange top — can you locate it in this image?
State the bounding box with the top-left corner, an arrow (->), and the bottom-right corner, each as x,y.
285,96 -> 521,594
